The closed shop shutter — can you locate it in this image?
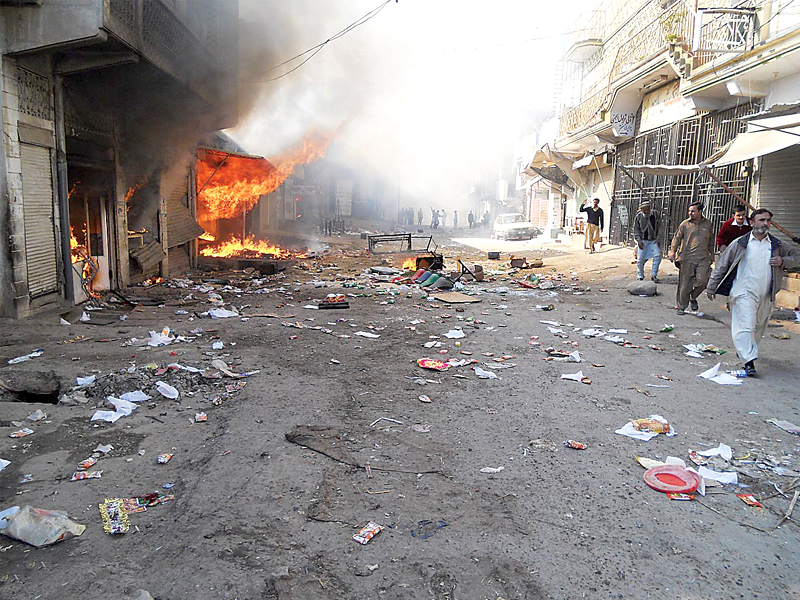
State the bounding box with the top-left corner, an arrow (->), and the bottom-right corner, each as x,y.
20,143 -> 58,297
759,146 -> 800,246
166,172 -> 204,248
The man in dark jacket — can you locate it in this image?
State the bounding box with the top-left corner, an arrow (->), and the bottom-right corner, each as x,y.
580,198 -> 604,253
706,208 -> 798,376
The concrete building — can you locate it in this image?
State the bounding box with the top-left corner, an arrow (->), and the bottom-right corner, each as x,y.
519,0 -> 800,251
0,0 -> 238,318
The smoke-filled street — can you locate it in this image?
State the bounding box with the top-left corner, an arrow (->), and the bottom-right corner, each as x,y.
1,229 -> 799,599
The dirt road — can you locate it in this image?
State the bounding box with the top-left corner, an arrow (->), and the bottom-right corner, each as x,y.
1,230 -> 799,599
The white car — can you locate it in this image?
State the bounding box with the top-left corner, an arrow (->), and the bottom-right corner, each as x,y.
493,213 -> 536,240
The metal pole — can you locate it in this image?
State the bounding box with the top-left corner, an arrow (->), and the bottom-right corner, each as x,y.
702,166 -> 799,243
54,75 -> 74,302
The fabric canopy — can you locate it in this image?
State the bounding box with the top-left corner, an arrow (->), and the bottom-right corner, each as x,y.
623,112 -> 800,175
522,143 -> 586,189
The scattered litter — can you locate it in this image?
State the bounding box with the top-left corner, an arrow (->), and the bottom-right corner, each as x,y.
696,443 -> 733,461
480,466 -> 504,474
76,375 -> 96,386
80,311 -> 91,322
59,318 -> 71,325
667,493 -> 695,501
699,363 -> 742,385
616,416 -> 675,441
157,453 -> 173,464
355,331 -> 381,339
608,329 -> 628,334
99,498 -> 129,534
26,409 -> 46,422
473,366 -> 500,379
1,506 -> 85,547
737,494 -> 763,508
418,395 -> 431,403
211,341 -> 224,350
766,419 -> 800,435
147,328 -> 175,347
120,391 -> 150,403
443,329 -> 466,339
370,417 -> 403,427
644,465 -> 700,494
77,457 -> 97,470
417,358 -> 450,371
412,424 -> 430,433
155,381 -> 180,399
9,428 -> 34,438
352,521 -> 383,545
771,332 -> 790,340
660,325 -> 674,333
7,349 -> 43,365
70,470 -> 103,481
209,308 -> 239,319
195,412 -> 208,423
696,465 -> 738,485
0,459 -> 9,473
564,439 -> 587,450
94,444 -> 113,454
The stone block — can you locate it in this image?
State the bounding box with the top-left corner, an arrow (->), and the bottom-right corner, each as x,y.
627,279 -> 657,296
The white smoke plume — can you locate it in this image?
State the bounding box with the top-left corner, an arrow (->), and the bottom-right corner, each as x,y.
230,0 -> 589,212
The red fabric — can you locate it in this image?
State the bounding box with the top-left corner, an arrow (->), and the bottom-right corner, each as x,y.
716,217 -> 751,249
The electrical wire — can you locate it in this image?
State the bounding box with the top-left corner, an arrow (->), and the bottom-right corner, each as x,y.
252,0 -> 394,83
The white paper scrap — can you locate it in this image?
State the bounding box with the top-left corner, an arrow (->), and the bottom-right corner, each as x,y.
107,396 -> 137,416
355,331 -> 380,338
473,367 -> 500,380
547,327 -> 564,335
7,350 -> 43,365
91,410 -> 123,423
540,320 -> 560,326
615,422 -> 660,441
560,371 -> 584,382
154,381 -> 179,399
120,390 -> 150,403
94,444 -> 114,454
480,466 -> 504,474
697,465 -> 738,485
209,307 -> 239,319
699,363 -> 742,385
568,351 -> 582,363
609,329 -> 628,334
581,328 -> 605,337
60,318 -> 71,326
697,443 -> 733,461
0,458 -> 10,473
76,375 -> 96,386
444,329 -> 466,339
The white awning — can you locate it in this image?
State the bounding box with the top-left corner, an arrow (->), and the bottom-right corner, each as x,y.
623,112 -> 800,174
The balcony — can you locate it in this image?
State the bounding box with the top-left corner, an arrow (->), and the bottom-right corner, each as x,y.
559,89 -> 606,136
692,8 -> 756,71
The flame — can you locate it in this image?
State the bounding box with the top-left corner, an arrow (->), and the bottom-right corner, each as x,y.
125,184 -> 143,213
142,277 -> 164,287
128,228 -> 148,235
199,232 -> 215,241
196,129 -> 335,229
200,234 -> 308,260
70,226 -> 85,264
402,258 -> 417,271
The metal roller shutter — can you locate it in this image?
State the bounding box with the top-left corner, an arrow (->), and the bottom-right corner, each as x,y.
20,143 -> 58,297
759,147 -> 800,247
166,172 -> 204,248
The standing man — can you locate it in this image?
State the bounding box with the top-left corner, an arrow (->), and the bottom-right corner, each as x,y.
633,201 -> 662,282
441,209 -> 447,228
706,208 -> 797,376
669,201 -> 715,315
417,208 -> 423,227
580,198 -> 604,253
482,210 -> 491,229
453,210 -> 459,229
716,204 -> 751,253
468,211 -> 474,229
432,210 -> 440,229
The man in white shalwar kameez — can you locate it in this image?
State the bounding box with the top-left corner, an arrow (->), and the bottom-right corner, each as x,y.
706,209 -> 798,376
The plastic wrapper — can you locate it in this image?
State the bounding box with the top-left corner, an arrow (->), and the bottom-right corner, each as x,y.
737,494 -> 763,508
77,457 -> 98,470
631,418 -> 671,434
157,453 -> 173,464
99,498 -> 130,534
563,439 -> 587,450
3,506 -> 85,547
352,521 -> 383,545
70,470 -> 103,481
9,428 -> 34,438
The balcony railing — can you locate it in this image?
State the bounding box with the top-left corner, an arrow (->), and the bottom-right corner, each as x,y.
559,89 -> 606,136
608,0 -> 694,82
692,8 -> 756,70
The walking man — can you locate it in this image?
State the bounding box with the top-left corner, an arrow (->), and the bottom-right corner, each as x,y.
633,201 -> 662,282
706,208 -> 797,376
716,204 -> 751,253
580,198 -> 604,253
441,209 -> 447,228
669,201 -> 714,315
417,208 -> 423,227
453,210 -> 458,229
468,211 -> 474,229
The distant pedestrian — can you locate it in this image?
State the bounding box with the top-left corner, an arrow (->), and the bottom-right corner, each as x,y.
417,208 -> 423,227
453,210 -> 458,229
669,201 -> 714,315
706,208 -> 797,377
432,210 -> 440,229
430,207 -> 436,228
580,198 -> 604,253
482,211 -> 490,229
716,204 -> 751,253
441,209 -> 447,228
468,211 -> 474,229
633,201 -> 662,282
